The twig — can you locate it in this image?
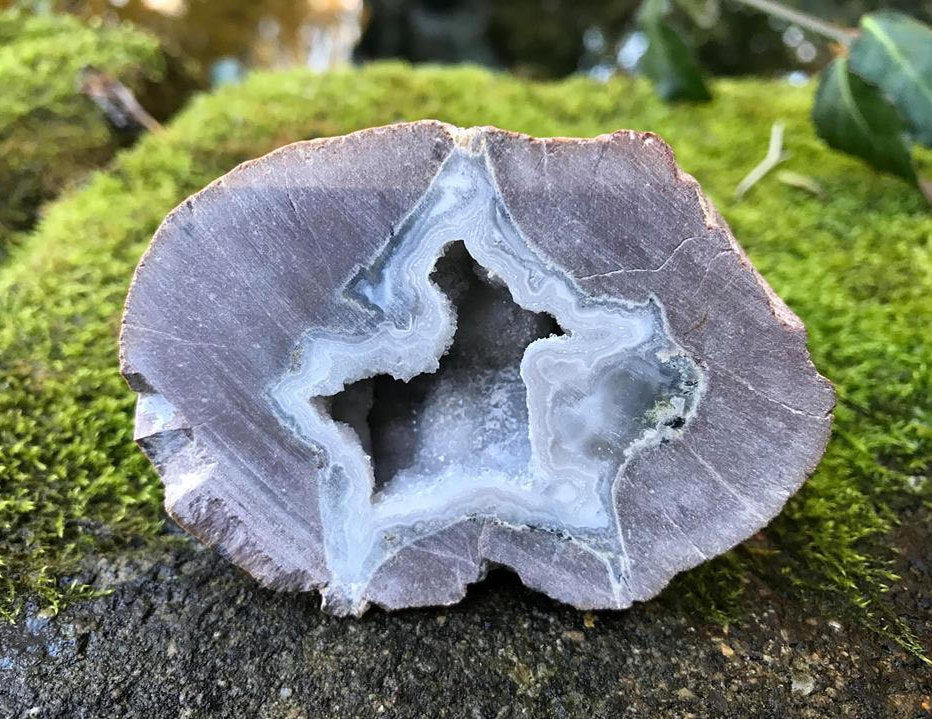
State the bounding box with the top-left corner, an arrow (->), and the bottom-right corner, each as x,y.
919,177 -> 932,206
728,0 -> 857,46
776,170 -> 824,197
78,66 -> 163,134
734,122 -> 787,200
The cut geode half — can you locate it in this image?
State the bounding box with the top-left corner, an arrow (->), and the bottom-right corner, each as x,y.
120,122 -> 834,616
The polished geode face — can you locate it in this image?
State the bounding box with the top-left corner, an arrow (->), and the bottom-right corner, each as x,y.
123,122 -> 834,616
269,150 -> 704,613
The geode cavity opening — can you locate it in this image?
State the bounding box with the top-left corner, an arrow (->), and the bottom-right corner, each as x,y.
120,122 -> 834,615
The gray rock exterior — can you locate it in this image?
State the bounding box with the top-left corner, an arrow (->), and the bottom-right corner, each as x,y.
120,121 -> 834,615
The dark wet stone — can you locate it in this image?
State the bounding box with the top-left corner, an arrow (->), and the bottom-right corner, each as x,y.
0,533 -> 929,719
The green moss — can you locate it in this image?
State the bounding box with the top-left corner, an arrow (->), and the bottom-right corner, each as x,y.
1,65 -> 929,653
0,9 -> 165,252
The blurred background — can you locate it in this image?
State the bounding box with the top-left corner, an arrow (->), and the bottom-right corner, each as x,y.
6,0 -> 931,87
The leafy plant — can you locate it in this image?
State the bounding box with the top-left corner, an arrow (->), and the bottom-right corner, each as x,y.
849,12 -> 932,148
636,0 -> 711,101
637,0 -> 932,191
812,58 -> 915,181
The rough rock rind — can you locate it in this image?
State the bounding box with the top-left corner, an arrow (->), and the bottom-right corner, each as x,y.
120,121 -> 834,615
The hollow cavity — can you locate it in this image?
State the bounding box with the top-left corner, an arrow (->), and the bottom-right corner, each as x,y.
330,243 -> 563,495
269,148 -> 705,614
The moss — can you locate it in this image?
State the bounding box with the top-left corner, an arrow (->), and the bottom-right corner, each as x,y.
1,64 -> 929,652
0,9 -> 165,253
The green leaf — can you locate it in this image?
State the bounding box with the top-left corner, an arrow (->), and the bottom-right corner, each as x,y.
636,0 -> 711,103
813,58 -> 915,181
850,11 -> 932,147
673,0 -> 720,29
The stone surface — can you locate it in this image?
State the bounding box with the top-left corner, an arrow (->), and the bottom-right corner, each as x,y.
1,523 -> 930,719
120,121 -> 834,615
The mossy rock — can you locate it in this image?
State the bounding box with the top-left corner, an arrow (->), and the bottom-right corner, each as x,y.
0,63 -> 929,654
0,10 -> 166,252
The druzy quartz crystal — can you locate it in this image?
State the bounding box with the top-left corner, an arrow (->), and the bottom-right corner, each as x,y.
120,122 -> 834,615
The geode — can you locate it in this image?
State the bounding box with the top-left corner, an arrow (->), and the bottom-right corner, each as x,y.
120,121 -> 834,615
